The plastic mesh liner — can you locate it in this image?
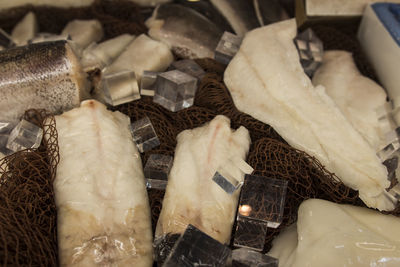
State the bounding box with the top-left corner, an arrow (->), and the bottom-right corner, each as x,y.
0,1 -> 399,265
0,110 -> 59,266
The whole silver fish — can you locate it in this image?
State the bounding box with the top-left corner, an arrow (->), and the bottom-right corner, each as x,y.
254,0 -> 289,26
210,0 -> 260,36
175,0 -> 233,32
146,4 -> 223,59
0,41 -> 88,121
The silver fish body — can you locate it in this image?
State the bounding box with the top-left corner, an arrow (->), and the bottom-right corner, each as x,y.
175,0 -> 233,32
0,41 -> 88,121
210,0 -> 260,36
146,4 -> 223,59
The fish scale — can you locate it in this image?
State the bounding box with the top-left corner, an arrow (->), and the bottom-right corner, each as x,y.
0,40 -> 88,121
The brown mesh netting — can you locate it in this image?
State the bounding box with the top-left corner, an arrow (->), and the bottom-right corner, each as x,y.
0,110 -> 59,266
0,1 -> 399,265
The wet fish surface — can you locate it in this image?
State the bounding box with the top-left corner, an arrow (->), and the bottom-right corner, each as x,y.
175,0 -> 233,32
146,4 -> 223,59
224,19 -> 393,211
210,0 -> 260,36
269,199 -> 400,267
254,0 -> 289,26
312,50 -> 387,150
155,115 -> 251,253
0,41 -> 88,121
49,100 -> 153,267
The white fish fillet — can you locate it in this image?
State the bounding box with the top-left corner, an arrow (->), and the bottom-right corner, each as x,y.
51,100 -> 153,266
224,19 -> 392,211
104,34 -> 173,81
11,11 -> 38,46
62,19 -> 103,51
81,34 -> 135,71
268,199 -> 400,267
312,50 -> 387,150
155,115 -> 251,244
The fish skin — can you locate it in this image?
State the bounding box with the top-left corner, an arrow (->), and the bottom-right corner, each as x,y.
50,100 -> 153,267
269,199 -> 400,267
312,50 -> 387,150
174,0 -> 233,33
224,19 -> 393,211
155,115 -> 251,244
254,0 -> 289,26
210,0 -> 260,37
0,41 -> 88,121
146,4 -> 223,59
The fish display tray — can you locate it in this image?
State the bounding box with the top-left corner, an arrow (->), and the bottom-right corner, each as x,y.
0,1 -> 397,266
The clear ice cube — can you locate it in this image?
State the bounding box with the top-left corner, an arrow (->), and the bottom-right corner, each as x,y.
163,224 -> 231,267
377,140 -> 400,162
101,70 -> 140,106
212,171 -> 243,195
0,28 -> 14,48
170,59 -> 205,81
6,120 -> 43,152
215,31 -> 242,65
130,117 -> 160,153
238,175 -> 288,228
144,154 -> 173,190
140,71 -> 159,96
294,28 -> 323,77
233,218 -> 268,252
232,248 -> 279,267
153,70 -> 198,112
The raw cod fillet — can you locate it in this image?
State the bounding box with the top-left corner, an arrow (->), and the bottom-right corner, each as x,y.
81,34 -> 135,72
155,115 -> 251,244
51,100 -> 153,266
312,50 -> 387,150
0,41 -> 88,121
104,34 -> 173,81
268,199 -> 400,267
224,19 -> 392,211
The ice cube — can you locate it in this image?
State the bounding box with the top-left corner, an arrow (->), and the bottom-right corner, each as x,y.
140,71 -> 159,96
212,171 -> 243,194
169,59 -> 205,81
163,224 -> 231,267
233,218 -> 268,252
101,70 -> 140,106
6,120 -> 43,152
294,28 -> 323,77
377,140 -> 400,162
231,248 -> 278,267
153,70 -> 197,112
238,175 -> 288,228
144,154 -> 173,190
215,31 -> 242,65
130,117 -> 160,153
